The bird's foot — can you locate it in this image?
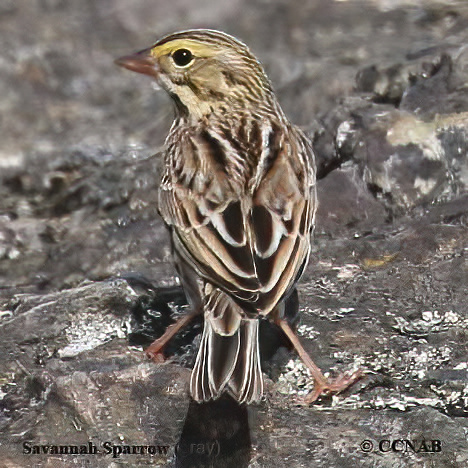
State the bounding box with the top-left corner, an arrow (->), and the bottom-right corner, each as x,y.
143,310 -> 200,363
145,342 -> 166,363
304,369 -> 364,404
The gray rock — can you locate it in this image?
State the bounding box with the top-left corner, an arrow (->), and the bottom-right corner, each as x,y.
316,165 -> 388,237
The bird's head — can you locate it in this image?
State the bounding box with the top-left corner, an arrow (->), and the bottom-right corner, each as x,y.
116,29 -> 274,119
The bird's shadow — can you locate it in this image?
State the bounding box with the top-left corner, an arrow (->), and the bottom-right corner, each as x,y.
175,395 -> 252,468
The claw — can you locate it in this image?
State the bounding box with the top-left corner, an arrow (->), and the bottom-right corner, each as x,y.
304,369 -> 364,404
145,347 -> 166,363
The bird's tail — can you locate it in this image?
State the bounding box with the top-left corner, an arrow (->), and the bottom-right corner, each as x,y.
190,289 -> 263,404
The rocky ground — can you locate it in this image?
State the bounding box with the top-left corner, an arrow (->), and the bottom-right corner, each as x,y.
0,0 -> 467,467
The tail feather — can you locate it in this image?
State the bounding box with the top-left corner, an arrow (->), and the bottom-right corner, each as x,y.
228,319 -> 263,403
208,328 -> 241,396
190,317 -> 263,404
190,319 -> 239,402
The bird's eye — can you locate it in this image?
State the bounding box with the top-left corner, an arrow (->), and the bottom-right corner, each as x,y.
172,49 -> 194,67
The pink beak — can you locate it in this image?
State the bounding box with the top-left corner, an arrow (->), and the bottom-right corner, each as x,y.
115,47 -> 158,77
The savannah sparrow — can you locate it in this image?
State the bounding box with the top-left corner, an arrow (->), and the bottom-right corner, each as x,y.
116,29 -> 361,404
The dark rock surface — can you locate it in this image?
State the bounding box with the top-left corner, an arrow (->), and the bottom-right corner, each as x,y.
0,1 -> 467,467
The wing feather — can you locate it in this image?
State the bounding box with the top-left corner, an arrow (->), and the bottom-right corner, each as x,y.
159,124 -> 316,315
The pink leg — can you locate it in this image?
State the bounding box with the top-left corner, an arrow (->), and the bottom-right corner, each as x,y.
145,311 -> 200,362
275,317 -> 363,403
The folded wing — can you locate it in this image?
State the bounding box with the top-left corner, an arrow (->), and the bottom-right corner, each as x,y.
159,125 -> 316,316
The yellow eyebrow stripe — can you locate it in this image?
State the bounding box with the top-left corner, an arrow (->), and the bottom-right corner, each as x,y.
151,40 -> 221,59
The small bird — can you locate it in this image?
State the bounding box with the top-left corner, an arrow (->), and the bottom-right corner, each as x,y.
116,29 -> 361,404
